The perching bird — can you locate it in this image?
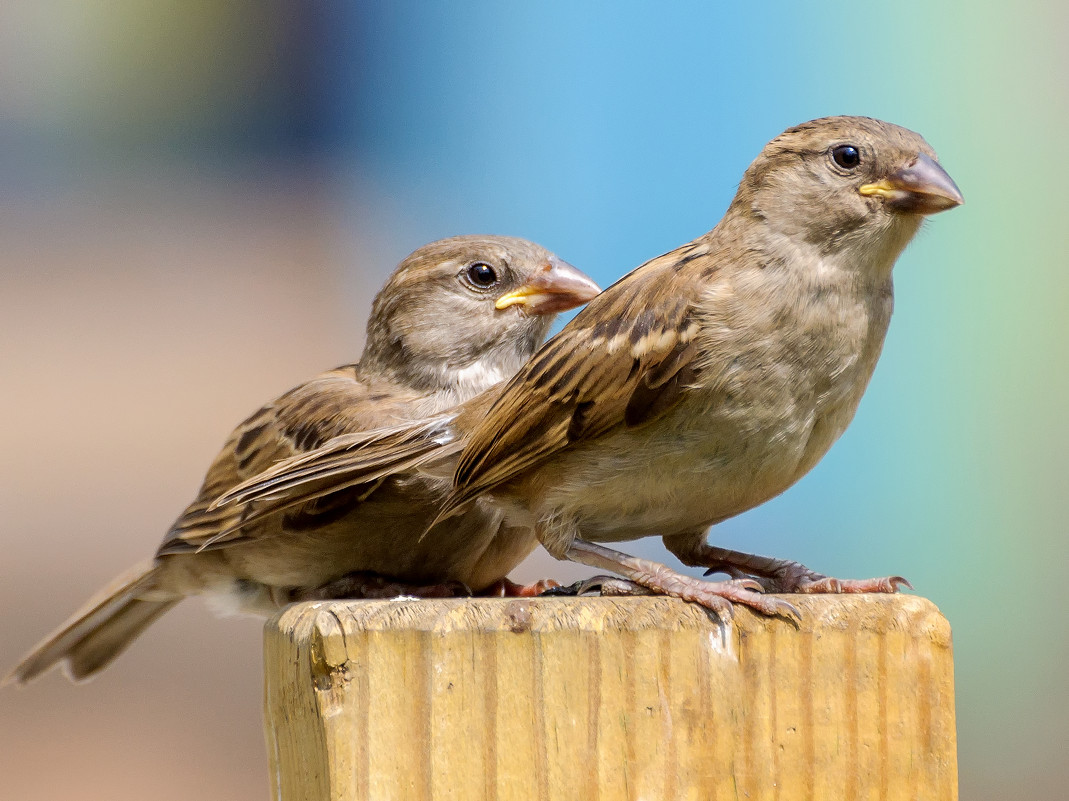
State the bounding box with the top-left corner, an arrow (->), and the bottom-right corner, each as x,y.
9,235 -> 599,683
220,117 -> 962,619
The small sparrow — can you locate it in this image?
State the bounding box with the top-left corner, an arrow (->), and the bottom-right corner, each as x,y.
441,116 -> 962,616
225,117 -> 962,619
9,235 -> 599,683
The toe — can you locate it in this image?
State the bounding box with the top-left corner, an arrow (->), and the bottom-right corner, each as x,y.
797,577 -> 843,594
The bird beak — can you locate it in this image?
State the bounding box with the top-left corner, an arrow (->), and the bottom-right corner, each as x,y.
859,152 -> 964,215
495,258 -> 601,315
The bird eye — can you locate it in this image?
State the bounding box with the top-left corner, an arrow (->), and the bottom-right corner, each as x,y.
465,262 -> 499,289
831,144 -> 861,170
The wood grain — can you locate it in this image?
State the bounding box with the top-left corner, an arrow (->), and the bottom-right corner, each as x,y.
264,595 -> 956,801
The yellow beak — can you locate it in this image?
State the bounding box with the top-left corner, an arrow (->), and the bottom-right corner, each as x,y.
495,258 -> 601,315
859,152 -> 964,215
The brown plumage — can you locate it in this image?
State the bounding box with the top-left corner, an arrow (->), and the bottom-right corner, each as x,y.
441,117 -> 962,614
8,235 -> 599,683
224,117 -> 963,618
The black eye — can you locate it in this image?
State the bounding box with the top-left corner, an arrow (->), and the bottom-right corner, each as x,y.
465,262 -> 499,288
832,144 -> 861,169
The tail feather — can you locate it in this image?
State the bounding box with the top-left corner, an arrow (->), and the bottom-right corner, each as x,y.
6,561 -> 176,684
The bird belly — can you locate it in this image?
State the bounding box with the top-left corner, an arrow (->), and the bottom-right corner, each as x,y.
536,359 -> 873,544
172,478 -> 532,601
538,400 -> 815,542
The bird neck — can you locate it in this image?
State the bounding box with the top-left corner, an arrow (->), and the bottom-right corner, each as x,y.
357,333 -> 535,408
716,199 -> 914,293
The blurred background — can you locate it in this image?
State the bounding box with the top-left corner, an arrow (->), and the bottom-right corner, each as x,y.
1,2 -> 1064,799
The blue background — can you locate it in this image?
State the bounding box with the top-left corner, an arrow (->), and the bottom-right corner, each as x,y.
1,3 -> 1063,798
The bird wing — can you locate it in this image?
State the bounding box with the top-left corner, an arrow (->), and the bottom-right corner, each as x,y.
443,239 -> 714,517
157,365 -> 422,555
205,414 -> 465,525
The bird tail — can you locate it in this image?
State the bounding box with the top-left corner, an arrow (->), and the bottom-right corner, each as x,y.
6,560 -> 177,684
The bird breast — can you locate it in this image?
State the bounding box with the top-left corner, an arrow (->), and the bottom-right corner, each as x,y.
541,253 -> 894,541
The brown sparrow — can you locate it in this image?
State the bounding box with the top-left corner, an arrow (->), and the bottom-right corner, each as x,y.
9,235 -> 599,683
223,117 -> 962,620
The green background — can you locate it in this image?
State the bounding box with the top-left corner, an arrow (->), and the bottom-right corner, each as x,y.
0,2 -> 1063,798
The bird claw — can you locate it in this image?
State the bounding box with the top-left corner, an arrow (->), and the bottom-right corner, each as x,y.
732,577 -> 765,593
765,596 -> 802,623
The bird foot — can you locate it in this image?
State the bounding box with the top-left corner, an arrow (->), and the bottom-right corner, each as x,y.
563,539 -> 800,622
654,573 -> 801,622
294,571 -> 472,601
539,575 -> 653,597
786,574 -> 912,594
681,543 -> 911,595
481,577 -> 561,597
702,558 -> 911,595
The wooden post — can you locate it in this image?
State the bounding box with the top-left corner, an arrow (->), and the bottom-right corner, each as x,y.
264,595 -> 956,801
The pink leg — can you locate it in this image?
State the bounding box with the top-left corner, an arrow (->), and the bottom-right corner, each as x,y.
665,538 -> 911,595
480,577 -> 561,597
564,539 -> 800,621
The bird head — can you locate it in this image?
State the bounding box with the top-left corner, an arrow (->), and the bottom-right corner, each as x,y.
733,116 -> 963,276
361,235 -> 599,395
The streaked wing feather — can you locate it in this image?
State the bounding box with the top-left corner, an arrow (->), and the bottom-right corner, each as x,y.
203,415 -> 463,531
157,366 -> 420,555
445,243 -> 710,515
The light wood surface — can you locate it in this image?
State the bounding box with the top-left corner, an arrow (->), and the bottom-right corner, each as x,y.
264,595 -> 956,801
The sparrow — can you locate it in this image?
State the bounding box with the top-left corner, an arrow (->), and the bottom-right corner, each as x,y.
9,235 -> 600,683
221,117 -> 962,619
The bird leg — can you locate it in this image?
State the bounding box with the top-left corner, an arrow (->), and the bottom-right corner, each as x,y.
662,535 -> 911,595
480,577 -> 562,597
562,538 -> 800,621
292,571 -> 472,601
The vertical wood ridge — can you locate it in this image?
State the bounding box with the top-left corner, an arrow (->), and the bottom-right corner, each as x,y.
265,595 -> 957,801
